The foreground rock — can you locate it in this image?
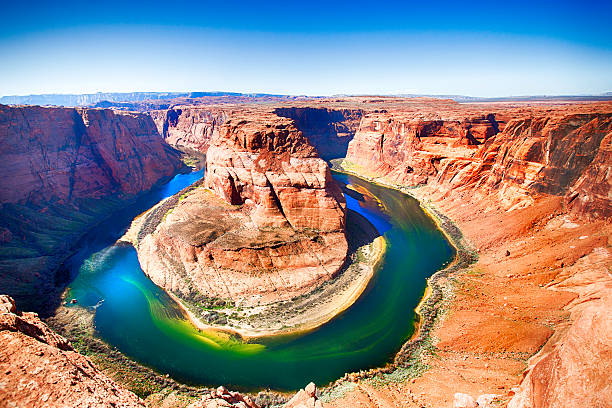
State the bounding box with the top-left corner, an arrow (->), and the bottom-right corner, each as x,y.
508,262 -> 612,408
284,382 -> 324,408
136,112 -> 348,317
187,385 -> 259,408
0,295 -> 145,407
0,104 -> 183,313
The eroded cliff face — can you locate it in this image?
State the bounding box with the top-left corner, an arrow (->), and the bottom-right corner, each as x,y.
274,107 -> 363,159
150,107 -> 229,153
136,113 -> 348,308
332,102 -> 612,408
0,105 -> 183,313
345,109 -> 612,218
0,295 -> 145,408
345,113 -> 503,186
0,105 -> 182,204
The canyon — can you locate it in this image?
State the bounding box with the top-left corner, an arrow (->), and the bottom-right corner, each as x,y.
0,104 -> 184,313
128,111 -> 367,336
0,96 -> 610,408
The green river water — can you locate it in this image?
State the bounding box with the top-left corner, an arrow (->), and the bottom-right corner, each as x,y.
63,170 -> 455,391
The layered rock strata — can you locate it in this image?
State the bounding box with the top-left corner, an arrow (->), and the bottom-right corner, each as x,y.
0,295 -> 145,407
0,105 -> 183,312
345,108 -> 612,218
150,107 -> 229,153
136,113 -> 348,309
328,102 -> 612,407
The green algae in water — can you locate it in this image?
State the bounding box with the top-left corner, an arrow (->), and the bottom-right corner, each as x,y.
65,172 -> 455,391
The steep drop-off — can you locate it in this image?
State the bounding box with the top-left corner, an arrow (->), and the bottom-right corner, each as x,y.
135,112 -> 348,313
345,109 -> 612,218
150,106 -> 229,153
0,105 -> 183,313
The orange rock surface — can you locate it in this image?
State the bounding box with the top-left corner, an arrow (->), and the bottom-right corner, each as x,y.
0,295 -> 145,407
328,100 -> 612,408
2,97 -> 611,408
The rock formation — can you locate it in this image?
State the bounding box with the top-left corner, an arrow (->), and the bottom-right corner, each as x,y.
2,97 -> 611,407
150,107 -> 229,153
284,382 -> 324,408
0,105 -> 183,313
345,112 -> 503,186
344,107 -> 612,217
0,105 -> 182,203
187,385 -> 259,408
329,100 -> 612,407
0,295 -> 145,407
136,112 -> 347,309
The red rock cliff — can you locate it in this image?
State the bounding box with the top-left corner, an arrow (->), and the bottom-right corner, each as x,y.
274,107 -> 363,159
150,106 -> 229,153
0,105 -> 184,313
345,108 -> 612,218
0,105 -> 182,204
205,113 -> 346,230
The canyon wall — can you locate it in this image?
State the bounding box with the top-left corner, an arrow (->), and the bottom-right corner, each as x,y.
136,112 -> 348,308
345,109 -> 612,218
274,107 -> 363,159
0,105 -> 183,313
333,103 -> 612,408
0,105 -> 182,203
150,107 -> 229,153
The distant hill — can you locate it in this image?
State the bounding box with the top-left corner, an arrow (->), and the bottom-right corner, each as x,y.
0,91 -> 294,107
1,91 -> 611,107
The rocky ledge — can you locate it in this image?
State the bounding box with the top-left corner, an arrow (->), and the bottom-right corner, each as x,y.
0,294 -> 145,407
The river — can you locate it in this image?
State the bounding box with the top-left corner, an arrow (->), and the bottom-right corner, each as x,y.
62,169 -> 455,391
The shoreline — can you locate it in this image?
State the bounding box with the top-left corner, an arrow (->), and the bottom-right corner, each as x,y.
58,160 -> 473,398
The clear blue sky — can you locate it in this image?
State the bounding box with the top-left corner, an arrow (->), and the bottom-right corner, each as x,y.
1,0 -> 611,97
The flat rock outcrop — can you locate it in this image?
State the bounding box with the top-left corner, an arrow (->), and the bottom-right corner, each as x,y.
136,112 -> 347,308
0,294 -> 145,407
0,105 -> 183,313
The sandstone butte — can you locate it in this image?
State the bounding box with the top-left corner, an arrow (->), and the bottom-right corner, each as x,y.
0,96 -> 611,408
135,111 -> 349,315
0,104 -> 184,314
